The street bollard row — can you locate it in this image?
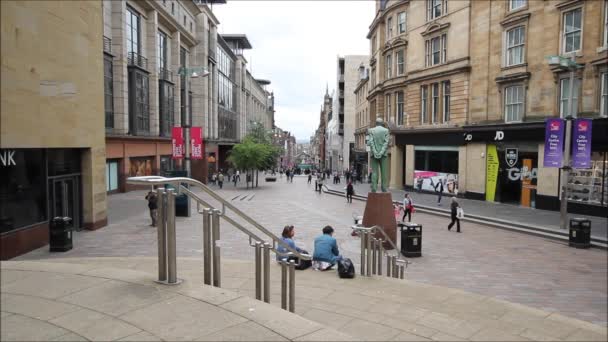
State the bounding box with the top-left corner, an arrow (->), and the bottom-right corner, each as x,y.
357,228 -> 405,280
155,188 -> 180,285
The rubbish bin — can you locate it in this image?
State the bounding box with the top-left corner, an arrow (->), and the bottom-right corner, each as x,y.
399,222 -> 422,257
569,218 -> 591,249
49,217 -> 73,252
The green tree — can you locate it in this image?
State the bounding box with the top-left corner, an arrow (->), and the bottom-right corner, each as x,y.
227,136 -> 280,188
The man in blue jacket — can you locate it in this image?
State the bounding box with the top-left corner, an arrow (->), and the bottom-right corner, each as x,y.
313,226 -> 341,269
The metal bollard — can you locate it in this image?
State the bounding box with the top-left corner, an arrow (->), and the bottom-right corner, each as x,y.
366,231 -> 372,277
386,254 -> 392,277
280,261 -> 287,310
399,265 -> 405,279
156,189 -> 167,282
255,242 -> 262,300
212,209 -> 221,287
360,231 -> 366,276
372,238 -> 377,275
378,241 -> 383,276
393,257 -> 399,278
202,208 -> 212,285
166,190 -> 178,284
289,260 -> 296,313
263,243 -> 271,303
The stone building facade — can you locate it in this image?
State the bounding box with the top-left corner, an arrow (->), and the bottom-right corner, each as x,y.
354,62 -> 371,181
1,0 -> 107,259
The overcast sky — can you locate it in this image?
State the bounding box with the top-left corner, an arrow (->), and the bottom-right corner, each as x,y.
213,1 -> 374,142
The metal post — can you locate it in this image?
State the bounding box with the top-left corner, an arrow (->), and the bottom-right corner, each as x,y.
212,209 -> 221,287
263,243 -> 271,303
393,257 -> 398,278
399,265 -> 405,279
386,255 -> 392,277
289,260 -> 296,313
166,190 -> 178,284
360,231 -> 366,276
560,67 -> 575,230
281,261 -> 287,310
372,239 -> 377,275
203,208 -> 212,285
255,242 -> 262,300
156,189 -> 167,282
366,231 -> 372,277
378,241 -> 383,276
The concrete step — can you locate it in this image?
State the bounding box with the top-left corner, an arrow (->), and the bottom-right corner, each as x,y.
323,187 -> 608,250
9,257 -> 606,342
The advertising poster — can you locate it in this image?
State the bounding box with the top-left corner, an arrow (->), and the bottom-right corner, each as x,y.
543,118 -> 564,167
190,126 -> 203,160
172,127 -> 184,159
413,171 -> 458,194
486,145 -> 499,202
571,119 -> 592,169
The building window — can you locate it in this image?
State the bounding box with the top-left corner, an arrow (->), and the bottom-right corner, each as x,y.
126,7 -> 140,55
180,47 -> 188,126
509,0 -> 526,11
398,12 -> 406,34
386,54 -> 392,79
157,31 -> 167,71
372,35 -> 377,54
427,0 -> 446,21
442,81 -> 450,122
396,50 -> 405,75
183,15 -> 186,26
603,1 -> 608,48
396,91 -> 404,125
431,83 -> 439,123
421,85 -> 428,123
106,160 -> 119,192
559,77 -> 580,118
171,2 -> 174,14
159,82 -> 175,137
371,67 -> 376,87
190,22 -> 193,32
387,17 -> 393,40
504,85 -> 524,122
104,56 -> 114,129
425,34 -> 446,67
505,26 -> 525,66
601,72 -> 608,117
563,8 -> 582,54
385,94 -> 391,121
131,72 -> 150,133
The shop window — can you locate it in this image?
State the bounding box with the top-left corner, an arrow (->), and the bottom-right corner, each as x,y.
160,156 -> 175,176
129,157 -> 154,177
567,152 -> 608,206
106,160 -> 119,192
0,149 -> 47,234
413,149 -> 459,194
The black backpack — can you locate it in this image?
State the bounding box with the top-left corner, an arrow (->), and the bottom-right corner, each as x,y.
337,258 -> 355,279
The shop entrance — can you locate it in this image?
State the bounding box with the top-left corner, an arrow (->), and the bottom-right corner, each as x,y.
494,145 -> 538,208
49,176 -> 80,230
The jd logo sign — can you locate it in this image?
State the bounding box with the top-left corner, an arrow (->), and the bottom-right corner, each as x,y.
505,148 -> 518,168
0,150 -> 16,167
493,131 -> 504,141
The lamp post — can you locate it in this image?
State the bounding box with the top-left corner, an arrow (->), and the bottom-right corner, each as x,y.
546,55 -> 582,230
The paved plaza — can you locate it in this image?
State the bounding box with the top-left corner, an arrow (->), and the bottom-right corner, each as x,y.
16,176 -> 608,328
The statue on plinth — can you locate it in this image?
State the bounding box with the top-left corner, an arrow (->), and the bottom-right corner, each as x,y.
366,117 -> 390,193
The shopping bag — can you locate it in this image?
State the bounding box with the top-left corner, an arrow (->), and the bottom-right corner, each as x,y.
457,207 -> 464,219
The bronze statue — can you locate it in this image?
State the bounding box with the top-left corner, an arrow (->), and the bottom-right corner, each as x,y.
366,117 -> 390,192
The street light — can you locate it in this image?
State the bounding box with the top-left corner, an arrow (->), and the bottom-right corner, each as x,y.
546,55 -> 583,230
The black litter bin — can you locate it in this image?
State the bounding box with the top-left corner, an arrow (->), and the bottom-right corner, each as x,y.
399,222 -> 422,257
569,218 -> 591,249
49,217 -> 73,252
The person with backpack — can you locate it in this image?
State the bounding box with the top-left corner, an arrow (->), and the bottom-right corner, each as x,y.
312,226 -> 341,270
346,181 -> 354,203
448,197 -> 462,232
145,189 -> 158,227
402,193 -> 413,222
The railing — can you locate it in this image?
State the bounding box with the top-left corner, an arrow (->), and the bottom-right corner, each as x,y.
103,36 -> 112,54
351,224 -> 410,279
159,68 -> 174,82
128,52 -> 148,70
126,176 -> 310,312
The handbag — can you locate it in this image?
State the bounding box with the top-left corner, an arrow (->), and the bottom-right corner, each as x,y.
457,207 -> 464,218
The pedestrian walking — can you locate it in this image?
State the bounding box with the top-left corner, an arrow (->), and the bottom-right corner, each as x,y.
434,178 -> 444,205
236,170 -> 240,182
402,193 -> 413,222
346,181 -> 354,203
448,197 -> 462,233
317,173 -> 324,192
233,174 -> 237,187
218,171 -> 224,189
286,169 -> 290,182
145,190 -> 158,227
290,172 -> 294,183
308,173 -> 312,184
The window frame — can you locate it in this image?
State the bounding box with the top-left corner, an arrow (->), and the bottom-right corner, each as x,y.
385,93 -> 392,122
504,84 -> 525,123
562,7 -> 583,54
427,0 -> 446,21
387,16 -> 393,40
509,0 -> 526,12
396,49 -> 405,75
398,12 -> 407,34
396,91 -> 404,125
385,54 -> 392,79
421,85 -> 428,124
126,7 -> 140,55
425,33 -> 446,67
559,76 -> 581,118
603,0 -> 608,49
442,80 -> 450,123
601,72 -> 608,117
104,55 -> 114,129
505,25 -> 526,67
157,31 -> 168,71
431,83 -> 439,124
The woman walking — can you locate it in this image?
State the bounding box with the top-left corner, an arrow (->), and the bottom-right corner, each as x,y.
346,181 -> 354,203
402,193 -> 413,222
448,197 -> 461,232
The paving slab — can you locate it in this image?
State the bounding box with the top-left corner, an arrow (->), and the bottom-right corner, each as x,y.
49,308 -> 142,341
1,293 -> 81,321
2,270 -> 105,299
0,314 -> 71,341
196,321 -> 287,341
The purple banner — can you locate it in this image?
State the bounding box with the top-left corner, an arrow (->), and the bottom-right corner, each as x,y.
543,118 -> 564,168
571,119 -> 592,169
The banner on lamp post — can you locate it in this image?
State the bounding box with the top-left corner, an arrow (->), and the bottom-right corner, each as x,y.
571,119 -> 592,169
543,118 -> 564,168
191,126 -> 203,160
172,127 -> 184,159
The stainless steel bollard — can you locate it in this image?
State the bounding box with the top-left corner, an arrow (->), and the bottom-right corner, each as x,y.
212,209 -> 221,287
360,231 -> 366,276
366,231 -> 372,277
399,265 -> 405,279
378,241 -> 383,276
255,242 -> 262,300
281,261 -> 287,310
166,190 -> 178,284
393,257 -> 398,278
372,238 -> 377,275
202,208 -> 212,285
386,254 -> 392,277
156,189 -> 167,282
289,260 -> 296,313
263,243 -> 271,303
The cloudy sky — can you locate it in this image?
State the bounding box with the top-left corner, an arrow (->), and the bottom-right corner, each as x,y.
213,1 -> 374,142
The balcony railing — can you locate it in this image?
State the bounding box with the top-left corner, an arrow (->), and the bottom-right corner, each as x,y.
159,68 -> 174,82
128,52 -> 148,70
103,36 -> 112,54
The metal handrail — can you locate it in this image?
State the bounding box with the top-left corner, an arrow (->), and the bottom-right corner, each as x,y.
352,224 -> 410,265
127,176 -> 311,260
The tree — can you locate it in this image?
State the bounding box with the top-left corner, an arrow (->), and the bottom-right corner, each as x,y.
227,137 -> 280,189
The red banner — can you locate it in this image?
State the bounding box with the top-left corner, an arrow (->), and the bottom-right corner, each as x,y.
191,126 -> 203,160
172,127 -> 184,159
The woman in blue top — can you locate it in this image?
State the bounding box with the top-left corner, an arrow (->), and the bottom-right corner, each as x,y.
313,226 -> 341,266
276,225 -> 307,261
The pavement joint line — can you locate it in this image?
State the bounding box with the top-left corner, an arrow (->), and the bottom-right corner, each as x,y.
5,311 -> 93,341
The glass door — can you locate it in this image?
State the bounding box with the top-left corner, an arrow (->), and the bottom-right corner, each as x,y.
49,176 -> 80,230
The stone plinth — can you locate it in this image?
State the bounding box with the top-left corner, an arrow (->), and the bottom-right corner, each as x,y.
362,192 -> 397,249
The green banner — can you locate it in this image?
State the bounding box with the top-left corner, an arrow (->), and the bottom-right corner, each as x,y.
486,145 -> 499,202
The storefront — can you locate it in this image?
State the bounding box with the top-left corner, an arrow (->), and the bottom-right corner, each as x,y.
1,149 -> 84,259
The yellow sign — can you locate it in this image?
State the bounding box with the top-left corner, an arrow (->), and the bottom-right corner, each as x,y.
486,145 -> 499,202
